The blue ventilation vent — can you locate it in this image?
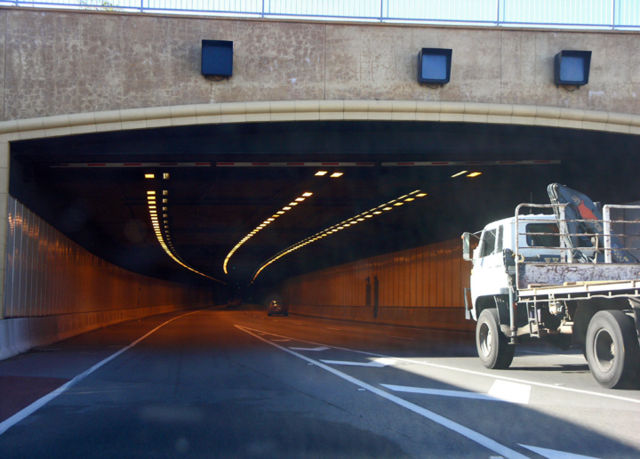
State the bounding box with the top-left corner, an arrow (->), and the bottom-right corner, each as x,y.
202,40 -> 233,77
418,48 -> 452,85
554,50 -> 591,86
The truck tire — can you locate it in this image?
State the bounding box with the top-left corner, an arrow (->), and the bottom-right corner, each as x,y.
585,310 -> 640,389
476,309 -> 515,369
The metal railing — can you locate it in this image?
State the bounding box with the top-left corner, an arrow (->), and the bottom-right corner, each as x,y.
514,203 -> 640,265
2,0 -> 640,30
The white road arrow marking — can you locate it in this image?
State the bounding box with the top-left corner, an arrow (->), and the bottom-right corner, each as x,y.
381,384 -> 499,401
289,346 -> 330,352
488,380 -> 531,405
519,444 -> 599,458
321,357 -> 396,367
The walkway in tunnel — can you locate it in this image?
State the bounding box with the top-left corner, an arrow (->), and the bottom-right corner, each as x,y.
1,307 -> 639,457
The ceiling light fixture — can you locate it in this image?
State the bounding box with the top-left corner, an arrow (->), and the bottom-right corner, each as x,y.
451,170 -> 468,178
145,192 -> 222,284
252,189 -> 426,282
223,191 -> 316,275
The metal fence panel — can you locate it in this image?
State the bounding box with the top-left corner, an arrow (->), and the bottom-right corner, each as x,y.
1,0 -> 638,29
503,0 -> 612,26
616,0 -> 640,27
266,0 -> 381,18
386,0 -> 497,23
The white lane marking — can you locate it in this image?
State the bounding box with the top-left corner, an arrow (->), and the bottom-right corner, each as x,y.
381,384 -> 499,402
519,444 -> 598,459
488,380 -> 531,405
235,326 -> 640,406
289,346 -> 330,352
0,311 -> 199,437
517,349 -> 584,358
236,325 -> 527,459
321,357 -> 396,368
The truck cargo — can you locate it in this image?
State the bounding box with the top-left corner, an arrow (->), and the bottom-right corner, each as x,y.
462,184 -> 640,388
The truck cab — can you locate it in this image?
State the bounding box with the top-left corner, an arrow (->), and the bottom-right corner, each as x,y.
466,214 -> 560,320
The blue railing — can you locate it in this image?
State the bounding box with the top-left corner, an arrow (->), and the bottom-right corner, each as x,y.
2,0 -> 640,30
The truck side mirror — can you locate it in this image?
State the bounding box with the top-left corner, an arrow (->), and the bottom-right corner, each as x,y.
462,232 -> 472,261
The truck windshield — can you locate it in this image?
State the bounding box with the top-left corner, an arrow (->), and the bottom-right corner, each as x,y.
480,229 -> 496,257
526,223 -> 559,248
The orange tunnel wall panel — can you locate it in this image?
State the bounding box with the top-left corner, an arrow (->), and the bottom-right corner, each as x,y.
281,239 -> 473,331
0,197 -> 216,360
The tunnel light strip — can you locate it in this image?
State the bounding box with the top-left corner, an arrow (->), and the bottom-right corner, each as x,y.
251,190 -> 427,283
146,189 -> 224,283
223,192 -> 314,275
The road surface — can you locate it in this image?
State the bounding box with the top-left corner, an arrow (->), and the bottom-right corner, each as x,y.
1,307 -> 639,458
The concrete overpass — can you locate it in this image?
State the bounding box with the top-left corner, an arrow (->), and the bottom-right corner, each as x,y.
2,7 -> 640,358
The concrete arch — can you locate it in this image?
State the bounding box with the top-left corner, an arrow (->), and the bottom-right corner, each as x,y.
2,100 -> 640,142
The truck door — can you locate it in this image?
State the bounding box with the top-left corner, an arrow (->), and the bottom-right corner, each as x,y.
471,225 -> 507,301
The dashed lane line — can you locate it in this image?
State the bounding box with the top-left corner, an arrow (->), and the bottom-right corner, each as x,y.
382,381 -> 532,405
488,380 -> 531,405
381,384 -> 498,402
320,358 -> 397,368
288,346 -> 330,352
235,324 -> 528,459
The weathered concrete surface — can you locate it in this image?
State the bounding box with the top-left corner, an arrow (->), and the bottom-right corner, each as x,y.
2,7 -> 640,121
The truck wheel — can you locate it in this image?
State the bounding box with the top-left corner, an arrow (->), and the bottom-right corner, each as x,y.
585,310 -> 640,389
476,309 -> 515,369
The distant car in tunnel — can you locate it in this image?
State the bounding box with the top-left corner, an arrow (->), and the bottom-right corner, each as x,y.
267,299 -> 288,316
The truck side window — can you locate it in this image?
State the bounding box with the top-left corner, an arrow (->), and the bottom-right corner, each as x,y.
479,229 -> 496,257
526,223 -> 559,247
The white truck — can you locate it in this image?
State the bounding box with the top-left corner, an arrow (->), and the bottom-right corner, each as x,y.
462,185 -> 640,388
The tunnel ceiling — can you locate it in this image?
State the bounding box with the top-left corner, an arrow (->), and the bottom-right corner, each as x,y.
9,120 -> 640,289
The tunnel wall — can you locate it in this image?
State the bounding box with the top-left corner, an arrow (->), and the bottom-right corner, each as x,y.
0,197 -> 215,360
281,238 -> 474,332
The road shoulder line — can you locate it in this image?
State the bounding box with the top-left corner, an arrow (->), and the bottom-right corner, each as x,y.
0,311 -> 198,436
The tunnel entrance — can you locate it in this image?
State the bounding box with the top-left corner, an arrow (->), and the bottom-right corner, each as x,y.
9,120 -> 640,289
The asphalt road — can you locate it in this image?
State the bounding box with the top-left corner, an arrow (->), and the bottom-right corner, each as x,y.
1,307 -> 639,458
